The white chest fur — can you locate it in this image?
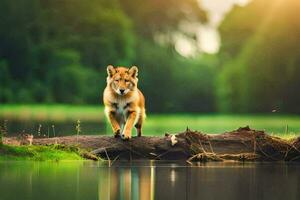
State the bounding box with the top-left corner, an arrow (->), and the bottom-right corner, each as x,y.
104,90 -> 140,130
114,97 -> 140,127
116,101 -> 129,116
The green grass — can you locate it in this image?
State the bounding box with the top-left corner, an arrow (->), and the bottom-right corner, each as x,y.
1,104 -> 300,139
0,144 -> 83,161
143,114 -> 300,138
0,104 -> 104,122
0,104 -> 299,161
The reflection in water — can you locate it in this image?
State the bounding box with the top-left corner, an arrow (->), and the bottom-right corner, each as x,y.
0,161 -> 299,200
98,165 -> 155,200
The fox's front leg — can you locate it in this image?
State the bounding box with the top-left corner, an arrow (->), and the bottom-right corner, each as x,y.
122,111 -> 137,139
108,111 -> 121,137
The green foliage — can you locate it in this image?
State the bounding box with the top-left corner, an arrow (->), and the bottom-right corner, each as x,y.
135,41 -> 217,112
120,0 -> 207,40
5,0 -> 300,114
0,60 -> 12,102
217,0 -> 300,113
0,144 -> 83,161
121,0 -> 210,114
0,0 -> 134,104
48,49 -> 102,103
218,1 -> 271,61
0,0 -> 214,113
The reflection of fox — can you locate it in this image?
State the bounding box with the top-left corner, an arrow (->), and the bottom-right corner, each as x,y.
103,65 -> 146,139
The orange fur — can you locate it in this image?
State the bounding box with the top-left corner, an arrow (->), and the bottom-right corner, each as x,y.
103,65 -> 146,139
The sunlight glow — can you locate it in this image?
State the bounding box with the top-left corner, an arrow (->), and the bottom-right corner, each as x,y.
175,0 -> 251,55
199,0 -> 250,53
198,25 -> 220,54
175,37 -> 197,57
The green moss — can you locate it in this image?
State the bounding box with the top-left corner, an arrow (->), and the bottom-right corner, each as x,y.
0,144 -> 83,161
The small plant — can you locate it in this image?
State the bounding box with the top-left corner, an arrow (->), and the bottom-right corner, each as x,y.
0,120 -> 8,145
285,124 -> 289,135
28,134 -> 34,145
37,124 -> 42,136
3,120 -> 8,135
0,129 -> 3,145
75,120 -> 81,143
52,125 -> 56,137
52,124 -> 58,144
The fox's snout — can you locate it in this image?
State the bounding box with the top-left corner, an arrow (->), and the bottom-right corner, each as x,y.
119,89 -> 125,95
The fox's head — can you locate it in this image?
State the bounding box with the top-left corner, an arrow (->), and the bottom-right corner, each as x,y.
106,65 -> 139,95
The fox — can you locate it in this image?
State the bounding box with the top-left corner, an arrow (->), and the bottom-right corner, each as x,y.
103,65 -> 146,139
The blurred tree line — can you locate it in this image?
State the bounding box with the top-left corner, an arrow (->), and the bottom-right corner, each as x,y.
1,0 -> 300,113
0,0 -> 215,112
0,0 -> 134,104
217,0 -> 300,113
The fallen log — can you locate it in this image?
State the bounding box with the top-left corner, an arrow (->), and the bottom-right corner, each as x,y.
3,126 -> 300,162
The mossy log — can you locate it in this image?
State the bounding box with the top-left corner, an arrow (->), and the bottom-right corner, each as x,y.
4,126 -> 300,162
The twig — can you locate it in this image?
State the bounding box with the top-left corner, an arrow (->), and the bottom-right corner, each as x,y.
154,148 -> 177,159
289,155 -> 300,162
284,143 -> 300,160
198,138 -> 207,154
118,142 -> 148,158
110,154 -> 120,166
187,154 -> 199,163
256,143 -> 282,161
103,148 -> 111,166
208,139 -> 214,153
253,136 -> 257,153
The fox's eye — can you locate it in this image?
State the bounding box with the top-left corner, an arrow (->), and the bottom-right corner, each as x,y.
114,79 -> 119,82
125,80 -> 129,83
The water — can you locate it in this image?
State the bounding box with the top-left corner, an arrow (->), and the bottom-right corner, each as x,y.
0,161 -> 299,200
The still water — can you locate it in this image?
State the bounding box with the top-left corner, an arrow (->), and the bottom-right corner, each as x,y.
0,161 -> 299,200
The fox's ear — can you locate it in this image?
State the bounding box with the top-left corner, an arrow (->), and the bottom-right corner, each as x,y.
129,66 -> 138,78
107,65 -> 115,77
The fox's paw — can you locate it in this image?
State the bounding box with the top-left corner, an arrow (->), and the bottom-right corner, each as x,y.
122,132 -> 131,140
114,129 -> 121,138
122,136 -> 130,141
